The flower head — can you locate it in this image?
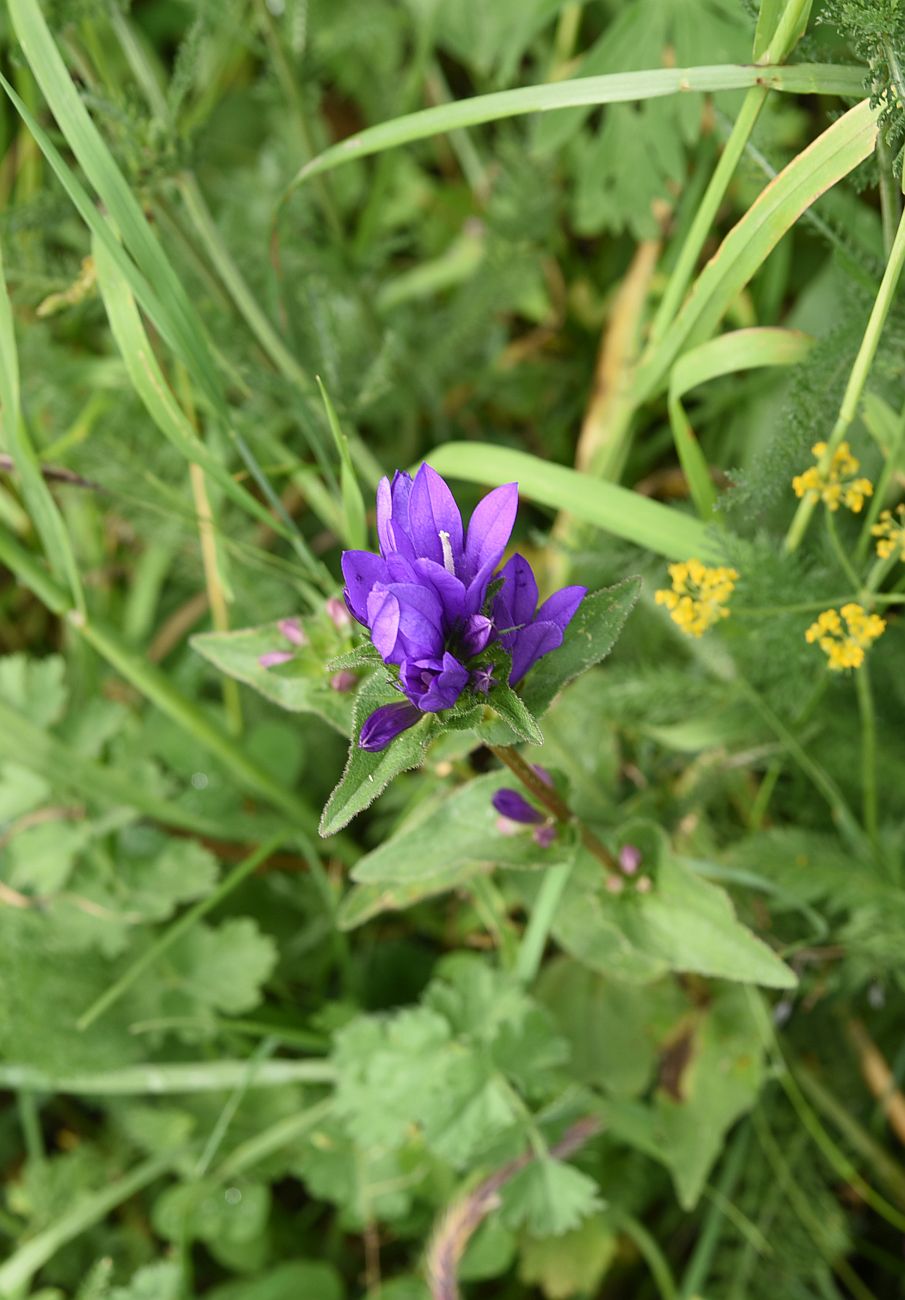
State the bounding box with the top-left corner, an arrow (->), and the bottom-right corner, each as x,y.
805,603 -> 886,671
792,441 -> 873,513
872,505 -> 905,561
342,465 -> 586,749
654,559 -> 738,637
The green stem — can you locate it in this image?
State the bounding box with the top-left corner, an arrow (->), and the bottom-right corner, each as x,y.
786,204 -> 905,552
877,131 -> 901,259
77,837 -> 284,1030
470,874 -> 520,970
855,663 -> 878,844
0,1059 -> 335,1095
489,744 -> 618,873
216,1098 -> 334,1181
515,859 -> 574,984
857,397 -> 905,564
825,510 -> 862,590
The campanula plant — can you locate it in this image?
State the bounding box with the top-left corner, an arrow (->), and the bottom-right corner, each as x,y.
341,464 -> 586,750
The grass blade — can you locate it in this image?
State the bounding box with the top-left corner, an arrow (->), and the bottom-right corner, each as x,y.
288,63 -> 866,193
426,443 -> 714,560
668,328 -> 813,518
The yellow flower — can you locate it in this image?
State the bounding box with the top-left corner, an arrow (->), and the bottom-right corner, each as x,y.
791,441 -> 873,513
654,559 -> 739,637
871,505 -> 905,561
804,603 -> 886,671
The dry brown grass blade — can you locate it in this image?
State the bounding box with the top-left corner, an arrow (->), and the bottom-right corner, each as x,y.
846,1018 -> 905,1148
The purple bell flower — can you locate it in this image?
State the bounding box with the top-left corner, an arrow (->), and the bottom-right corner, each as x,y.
493,554 -> 586,684
340,464 -> 586,751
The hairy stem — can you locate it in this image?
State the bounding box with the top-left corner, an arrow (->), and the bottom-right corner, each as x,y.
488,744 -> 618,872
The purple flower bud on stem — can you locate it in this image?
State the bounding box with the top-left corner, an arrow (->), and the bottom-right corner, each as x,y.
619,844 -> 642,875
532,824 -> 556,848
330,670 -> 358,692
278,617 -> 308,647
491,788 -> 544,825
259,651 -> 294,669
359,700 -> 422,751
326,596 -> 352,629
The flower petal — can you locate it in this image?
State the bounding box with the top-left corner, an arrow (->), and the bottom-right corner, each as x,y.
377,471 -> 415,560
359,700 -> 422,751
491,788 -> 543,824
536,585 -> 587,633
386,581 -> 446,660
461,613 -> 493,657
367,586 -> 402,661
341,551 -> 388,623
408,464 -> 464,568
509,618 -> 564,685
413,558 -> 466,624
463,482 -> 518,584
494,554 -> 538,639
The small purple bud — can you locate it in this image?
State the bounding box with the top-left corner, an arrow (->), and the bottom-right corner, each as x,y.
471,664 -> 495,694
605,875 -> 625,895
359,700 -> 421,751
330,670 -> 358,692
533,765 -> 553,787
532,824 -> 556,848
491,788 -> 544,825
619,844 -> 642,875
326,596 -> 352,629
278,617 -> 308,647
461,614 -> 493,657
635,875 -> 653,894
259,651 -> 294,669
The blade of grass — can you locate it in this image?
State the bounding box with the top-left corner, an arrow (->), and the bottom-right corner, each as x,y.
286,63 -> 867,195
0,1059 -> 335,1095
316,375 -> 367,550
0,231 -> 84,610
426,443 -> 714,560
633,99 -> 879,415
668,328 -> 813,519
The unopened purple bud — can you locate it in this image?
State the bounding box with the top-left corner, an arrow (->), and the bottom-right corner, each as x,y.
605,875 -> 625,895
326,596 -> 351,629
532,824 -> 556,848
359,700 -> 421,751
491,788 -> 544,825
330,670 -> 357,692
635,875 -> 653,894
619,844 -> 642,875
259,651 -> 294,669
278,617 -> 308,647
533,765 -> 553,787
461,614 -> 493,657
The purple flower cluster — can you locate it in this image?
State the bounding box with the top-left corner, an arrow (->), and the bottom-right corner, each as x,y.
341,465 -> 585,750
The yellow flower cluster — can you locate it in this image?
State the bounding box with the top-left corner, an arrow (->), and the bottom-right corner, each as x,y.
791,441 -> 873,513
871,505 -> 905,561
654,559 -> 739,637
804,603 -> 886,671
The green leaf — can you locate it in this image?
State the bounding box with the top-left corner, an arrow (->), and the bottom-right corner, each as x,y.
208,1262 -> 346,1300
429,445 -> 710,559
599,987 -> 767,1208
0,653 -> 67,727
7,822 -> 93,894
289,64 -> 866,192
109,1263 -> 182,1300
518,1213 -> 617,1299
550,833 -> 796,989
351,773 -> 565,884
520,580 -> 642,718
485,672 -> 544,745
153,1177 -> 270,1251
337,861 -> 487,931
192,620 -> 354,736
319,673 -> 435,836
164,918 -> 278,1017
501,1159 -> 602,1237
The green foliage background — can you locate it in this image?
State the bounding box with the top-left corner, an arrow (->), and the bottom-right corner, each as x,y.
1,0 -> 905,1297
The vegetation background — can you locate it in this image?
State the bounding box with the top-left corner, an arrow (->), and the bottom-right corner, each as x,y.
1,0 -> 905,1297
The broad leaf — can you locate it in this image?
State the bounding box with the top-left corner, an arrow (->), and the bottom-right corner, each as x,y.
501,1160 -> 602,1237
319,673 -> 435,837
351,772 -> 566,883
338,862 -> 487,931
192,619 -> 353,736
